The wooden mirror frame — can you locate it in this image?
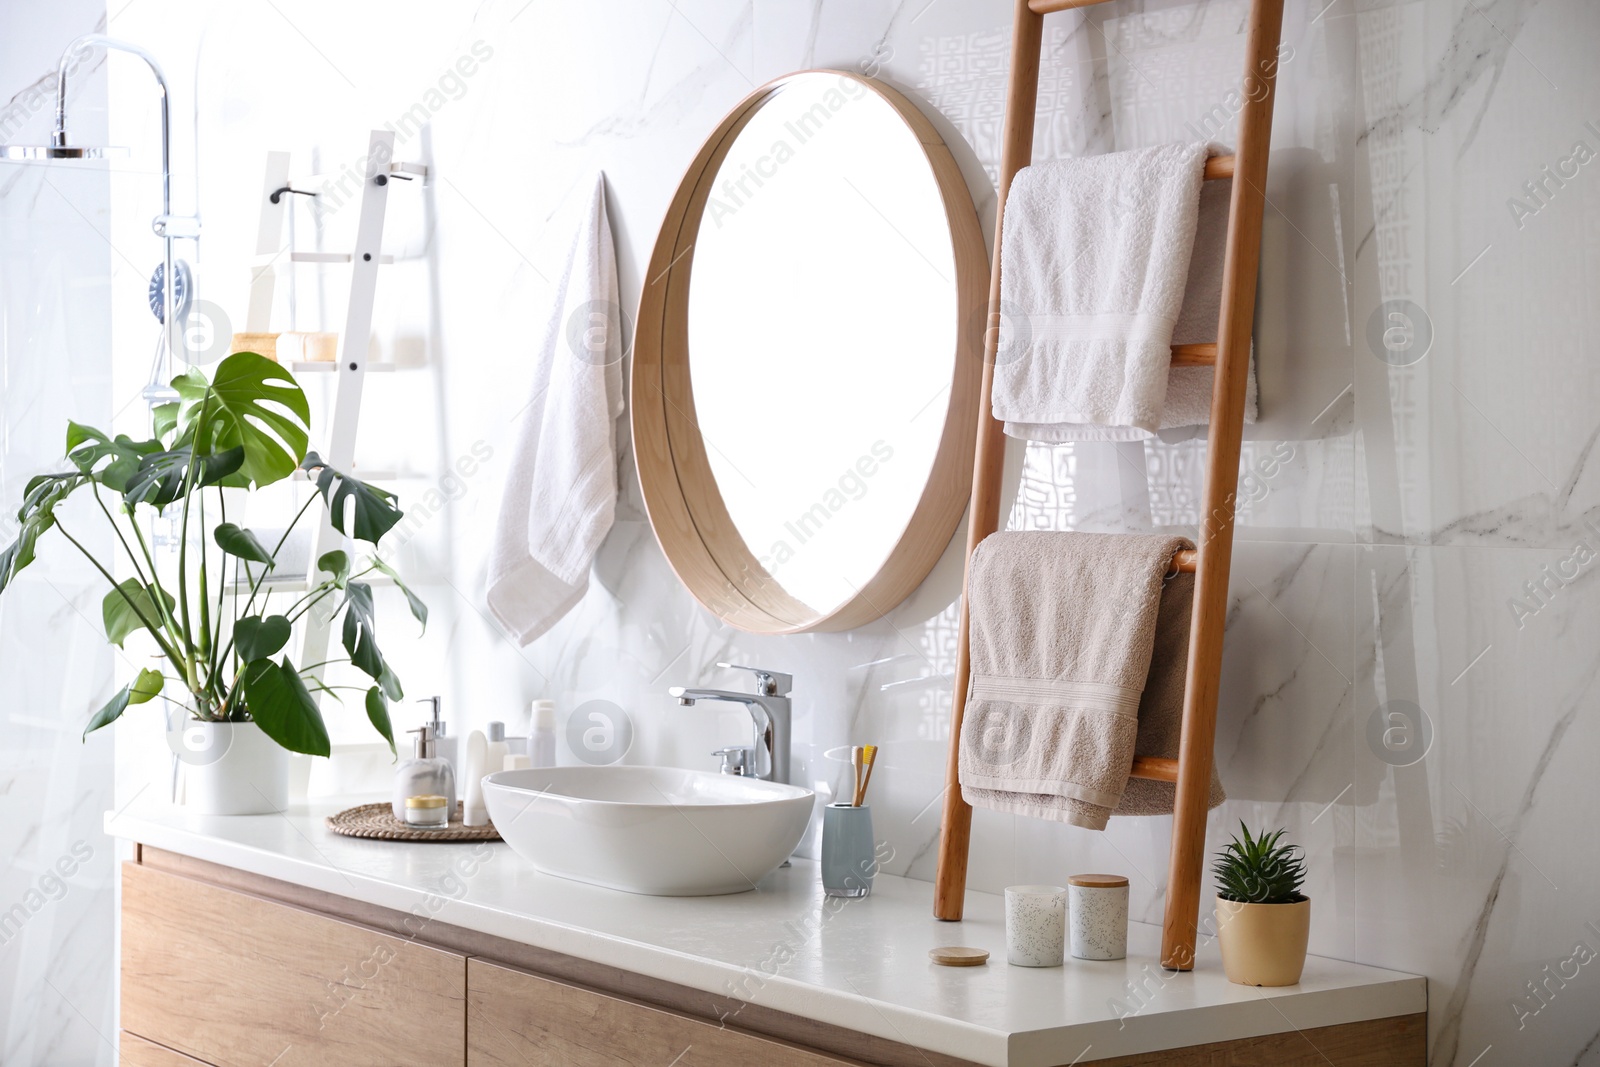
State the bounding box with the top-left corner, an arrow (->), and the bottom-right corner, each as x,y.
633,70 -> 987,634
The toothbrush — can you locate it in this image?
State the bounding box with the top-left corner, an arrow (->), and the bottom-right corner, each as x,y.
857,745 -> 878,807
850,746 -> 865,807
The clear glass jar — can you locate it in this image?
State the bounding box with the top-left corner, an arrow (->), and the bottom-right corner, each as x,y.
404,794 -> 450,828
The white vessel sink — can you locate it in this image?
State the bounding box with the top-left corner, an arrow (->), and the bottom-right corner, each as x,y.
482,766 -> 814,896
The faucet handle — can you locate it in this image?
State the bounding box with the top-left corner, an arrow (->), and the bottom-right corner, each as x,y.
711,746 -> 753,776
716,662 -> 793,696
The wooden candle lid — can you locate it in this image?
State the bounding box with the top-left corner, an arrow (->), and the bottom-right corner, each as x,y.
1068,873 -> 1129,888
928,947 -> 989,967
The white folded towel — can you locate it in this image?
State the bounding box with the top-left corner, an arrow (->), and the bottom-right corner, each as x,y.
487,176 -> 624,645
996,143 -> 1255,442
1156,175 -> 1259,438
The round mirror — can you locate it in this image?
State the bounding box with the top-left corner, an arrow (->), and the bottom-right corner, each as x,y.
634,71 -> 985,633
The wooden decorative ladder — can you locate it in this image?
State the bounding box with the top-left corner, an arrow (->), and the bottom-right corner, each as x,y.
932,0 -> 1286,972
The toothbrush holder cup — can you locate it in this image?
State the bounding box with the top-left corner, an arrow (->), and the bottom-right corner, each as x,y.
821,803 -> 876,898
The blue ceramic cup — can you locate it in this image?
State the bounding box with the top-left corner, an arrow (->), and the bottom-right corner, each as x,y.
821,803 -> 876,898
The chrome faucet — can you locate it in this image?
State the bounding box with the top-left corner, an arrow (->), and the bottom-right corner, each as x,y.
669,662 -> 793,785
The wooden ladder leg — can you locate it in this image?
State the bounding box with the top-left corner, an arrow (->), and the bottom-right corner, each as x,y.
933,0 -> 1045,922
1160,0 -> 1286,971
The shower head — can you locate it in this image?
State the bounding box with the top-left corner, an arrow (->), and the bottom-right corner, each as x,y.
0,144 -> 128,160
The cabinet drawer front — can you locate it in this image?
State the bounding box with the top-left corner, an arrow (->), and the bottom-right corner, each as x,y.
467,958 -> 856,1066
122,862 -> 465,1067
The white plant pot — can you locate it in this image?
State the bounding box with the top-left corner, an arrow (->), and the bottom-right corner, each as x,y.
180,721 -> 290,815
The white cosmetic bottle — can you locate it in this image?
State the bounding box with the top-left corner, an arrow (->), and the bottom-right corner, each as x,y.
462,729 -> 490,827
485,722 -> 510,779
530,699 -> 557,768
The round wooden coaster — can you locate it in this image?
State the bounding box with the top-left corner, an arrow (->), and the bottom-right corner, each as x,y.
326,802 -> 501,842
929,946 -> 990,967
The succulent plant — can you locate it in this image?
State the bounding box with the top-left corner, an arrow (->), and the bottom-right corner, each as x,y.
1212,822 -> 1307,904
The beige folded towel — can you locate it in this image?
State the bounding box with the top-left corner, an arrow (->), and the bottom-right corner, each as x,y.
958,531 -> 1223,830
1115,547 -> 1227,816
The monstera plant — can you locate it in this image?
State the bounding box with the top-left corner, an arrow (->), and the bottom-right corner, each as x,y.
0,351 -> 423,758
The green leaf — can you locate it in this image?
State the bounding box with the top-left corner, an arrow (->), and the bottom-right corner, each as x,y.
101,578 -> 177,648
1212,821 -> 1307,904
240,657 -> 331,757
378,666 -> 403,702
370,556 -> 427,632
177,352 -> 310,488
301,453 -> 404,544
214,522 -> 276,565
316,550 -> 350,589
365,686 -> 396,757
84,686 -> 133,738
340,581 -> 389,682
0,472 -> 87,593
129,667 -> 165,705
234,614 -> 291,662
65,423 -> 162,491
122,445 -> 245,509
84,669 -> 162,739
150,402 -> 180,443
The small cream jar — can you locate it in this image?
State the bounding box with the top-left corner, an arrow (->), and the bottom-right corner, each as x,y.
404,794 -> 450,828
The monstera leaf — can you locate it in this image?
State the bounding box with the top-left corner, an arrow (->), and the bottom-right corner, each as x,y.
371,556 -> 427,631
301,453 -> 404,544
102,578 -> 177,648
0,472 -> 86,594
83,667 -> 164,738
365,686 -> 396,757
233,614 -> 291,662
176,352 -> 310,488
122,446 -> 245,509
240,657 -> 331,757
214,523 -> 276,566
65,422 -> 161,491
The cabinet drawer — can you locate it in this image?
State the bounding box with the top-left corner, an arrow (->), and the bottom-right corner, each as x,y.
466,957 -> 856,1066
122,862 -> 465,1067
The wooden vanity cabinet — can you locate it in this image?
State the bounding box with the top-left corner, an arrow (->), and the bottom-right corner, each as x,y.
467,958 -> 855,1066
119,850 -> 1424,1067
121,862 -> 467,1066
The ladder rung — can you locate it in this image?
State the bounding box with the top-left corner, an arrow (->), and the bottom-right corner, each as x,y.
1170,343 -> 1216,366
1130,757 -> 1180,781
1173,549 -> 1196,573
1028,0 -> 1113,12
1203,155 -> 1235,180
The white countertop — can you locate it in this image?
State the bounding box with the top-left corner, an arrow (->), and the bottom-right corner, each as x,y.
107,798 -> 1424,1067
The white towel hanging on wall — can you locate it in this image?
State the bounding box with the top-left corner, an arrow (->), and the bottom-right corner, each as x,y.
486,175 -> 625,645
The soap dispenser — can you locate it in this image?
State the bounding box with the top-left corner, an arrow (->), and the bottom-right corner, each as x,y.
417,696 -> 457,778
392,724 -> 457,822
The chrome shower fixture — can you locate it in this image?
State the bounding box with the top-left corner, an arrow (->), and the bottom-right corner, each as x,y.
0,34 -> 201,406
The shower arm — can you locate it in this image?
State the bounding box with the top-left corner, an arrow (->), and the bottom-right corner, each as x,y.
55,34 -> 199,403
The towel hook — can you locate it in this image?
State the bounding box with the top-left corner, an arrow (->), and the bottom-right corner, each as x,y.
268,185 -> 318,205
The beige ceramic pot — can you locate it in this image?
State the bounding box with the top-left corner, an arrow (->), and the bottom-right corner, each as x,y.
1215,896 -> 1310,986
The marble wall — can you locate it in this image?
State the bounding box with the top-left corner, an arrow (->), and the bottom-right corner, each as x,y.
0,3 -> 117,1065
93,0 -> 1600,1064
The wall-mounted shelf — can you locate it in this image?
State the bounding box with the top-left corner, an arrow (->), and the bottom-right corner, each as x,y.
252,251 -> 396,267
288,361 -> 395,374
